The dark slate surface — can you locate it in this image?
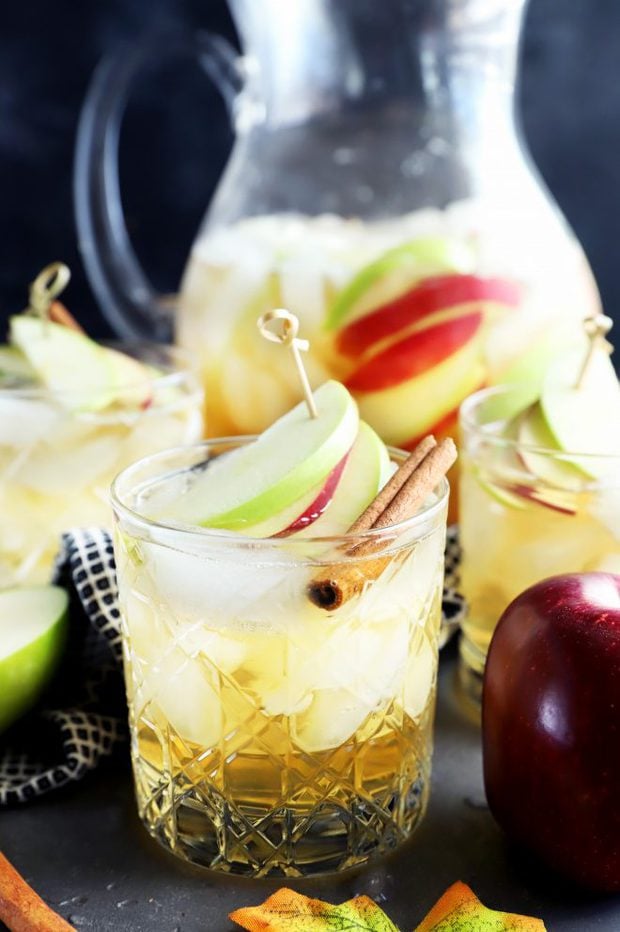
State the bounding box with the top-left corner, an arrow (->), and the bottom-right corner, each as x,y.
1,649 -> 619,931
0,0 -> 620,334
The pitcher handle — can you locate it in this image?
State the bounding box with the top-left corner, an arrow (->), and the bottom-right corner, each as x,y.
74,31 -> 242,341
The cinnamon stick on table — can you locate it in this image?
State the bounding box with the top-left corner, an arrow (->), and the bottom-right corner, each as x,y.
0,852 -> 76,932
308,436 -> 457,611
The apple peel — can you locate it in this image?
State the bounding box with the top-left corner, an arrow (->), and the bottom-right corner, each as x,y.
415,882 -> 546,930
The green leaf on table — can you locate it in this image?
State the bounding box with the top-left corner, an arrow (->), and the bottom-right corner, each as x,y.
415,882 -> 546,931
229,887 -> 400,931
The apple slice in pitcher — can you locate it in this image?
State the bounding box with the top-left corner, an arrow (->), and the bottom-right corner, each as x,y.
166,380 -> 359,530
325,236 -> 473,331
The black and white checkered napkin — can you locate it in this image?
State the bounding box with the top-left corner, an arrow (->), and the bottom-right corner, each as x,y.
0,527 -> 464,806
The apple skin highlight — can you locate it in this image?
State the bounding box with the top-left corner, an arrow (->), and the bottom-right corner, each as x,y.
482,573 -> 620,892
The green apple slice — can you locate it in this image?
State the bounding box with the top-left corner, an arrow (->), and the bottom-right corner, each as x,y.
167,381 -> 359,529
296,421 -> 391,537
0,345 -> 36,385
101,347 -> 153,408
517,403 -> 583,489
10,316 -> 116,411
0,586 -> 69,733
540,350 -> 620,478
325,236 -> 472,330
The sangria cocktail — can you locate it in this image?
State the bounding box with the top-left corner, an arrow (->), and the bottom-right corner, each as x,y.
459,325 -> 620,704
112,382 -> 452,876
0,314 -> 203,586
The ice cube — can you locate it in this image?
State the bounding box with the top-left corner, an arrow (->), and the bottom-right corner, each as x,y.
138,541 -> 309,632
292,688 -> 370,754
138,647 -> 222,748
404,627 -> 436,721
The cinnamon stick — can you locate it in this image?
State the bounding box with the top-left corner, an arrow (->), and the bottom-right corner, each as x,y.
308,437 -> 456,611
348,434 -> 437,533
0,852 -> 76,931
48,301 -> 84,333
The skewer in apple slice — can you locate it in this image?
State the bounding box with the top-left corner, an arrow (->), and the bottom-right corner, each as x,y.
8,263 -> 155,411
166,379 -> 359,530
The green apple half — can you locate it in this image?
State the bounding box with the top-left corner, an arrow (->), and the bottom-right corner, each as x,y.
0,586 -> 69,734
169,380 -> 359,530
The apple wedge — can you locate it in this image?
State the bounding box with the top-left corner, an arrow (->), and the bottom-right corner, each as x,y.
10,316 -> 116,411
294,421 -> 392,537
337,275 -> 520,359
346,310 -> 483,392
167,381 -> 359,530
540,350 -> 620,479
355,335 -> 486,446
0,586 -> 68,733
241,454 -> 350,539
102,347 -> 153,409
325,236 -> 473,331
517,403 -> 582,489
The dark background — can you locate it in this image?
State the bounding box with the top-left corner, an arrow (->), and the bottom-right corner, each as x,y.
1,0 -> 619,337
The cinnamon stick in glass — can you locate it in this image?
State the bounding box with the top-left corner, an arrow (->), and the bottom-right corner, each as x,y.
308,437 -> 456,610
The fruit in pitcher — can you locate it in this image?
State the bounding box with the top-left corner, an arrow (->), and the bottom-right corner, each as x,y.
0,586 -> 69,733
346,310 -> 484,391
325,236 -> 474,331
354,336 -> 486,447
337,273 -> 520,359
483,573 -> 620,892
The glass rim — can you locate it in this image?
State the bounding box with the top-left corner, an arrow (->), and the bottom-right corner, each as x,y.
0,341 -> 202,405
460,385 -> 620,464
110,437 -> 450,551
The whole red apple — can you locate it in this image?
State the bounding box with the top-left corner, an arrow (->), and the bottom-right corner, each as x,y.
482,572 -> 620,891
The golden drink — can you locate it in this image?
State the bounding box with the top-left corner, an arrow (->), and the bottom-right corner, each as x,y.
112,443 -> 448,876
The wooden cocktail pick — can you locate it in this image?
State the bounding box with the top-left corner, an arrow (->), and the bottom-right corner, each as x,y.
28,262 -> 83,332
575,312 -> 613,389
257,309 -> 318,419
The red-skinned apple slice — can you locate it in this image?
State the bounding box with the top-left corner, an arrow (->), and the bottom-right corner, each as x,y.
346,311 -> 483,392
325,237 -> 473,331
243,453 -> 350,539
355,336 -> 486,446
506,483 -> 577,516
166,381 -> 359,530
274,454 -> 350,537
295,421 -> 391,538
337,275 -> 520,358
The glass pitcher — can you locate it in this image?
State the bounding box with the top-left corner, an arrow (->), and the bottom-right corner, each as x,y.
75,0 -> 600,445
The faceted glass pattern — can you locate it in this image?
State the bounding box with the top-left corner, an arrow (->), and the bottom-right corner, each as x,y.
113,445 -> 447,877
